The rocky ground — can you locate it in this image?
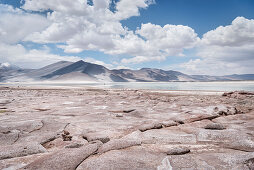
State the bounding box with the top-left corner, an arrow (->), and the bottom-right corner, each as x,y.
0,86 -> 254,170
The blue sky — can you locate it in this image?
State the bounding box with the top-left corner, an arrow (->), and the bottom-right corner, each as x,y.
0,0 -> 254,75
122,0 -> 254,36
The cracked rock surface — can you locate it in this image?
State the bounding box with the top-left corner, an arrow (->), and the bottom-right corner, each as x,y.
0,87 -> 253,169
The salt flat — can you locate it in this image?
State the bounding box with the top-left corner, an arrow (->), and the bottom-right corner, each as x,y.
0,86 -> 254,169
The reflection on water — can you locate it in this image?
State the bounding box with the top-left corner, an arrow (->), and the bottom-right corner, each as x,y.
1,81 -> 254,91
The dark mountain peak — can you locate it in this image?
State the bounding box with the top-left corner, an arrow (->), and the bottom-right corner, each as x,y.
75,60 -> 86,64
41,60 -> 109,79
140,68 -> 156,70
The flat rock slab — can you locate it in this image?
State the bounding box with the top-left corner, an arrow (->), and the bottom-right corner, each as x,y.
226,139 -> 254,152
204,123 -> 226,130
138,120 -> 178,132
77,146 -> 166,170
166,151 -> 254,170
0,120 -> 43,134
166,147 -> 190,155
98,139 -> 141,153
18,119 -> 68,145
124,129 -> 197,144
0,142 -> 46,160
22,141 -> 102,170
83,133 -> 110,143
0,88 -> 254,169
0,130 -> 20,145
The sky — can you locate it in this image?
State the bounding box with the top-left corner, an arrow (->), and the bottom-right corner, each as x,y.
0,0 -> 254,75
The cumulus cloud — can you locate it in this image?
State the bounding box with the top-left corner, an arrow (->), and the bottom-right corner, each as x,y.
115,0 -> 155,20
202,17 -> 254,47
0,4 -> 81,68
120,23 -> 199,64
178,17 -> 254,75
20,0 -> 198,65
0,43 -> 82,68
1,1 -> 253,75
0,4 -> 50,44
83,57 -> 113,69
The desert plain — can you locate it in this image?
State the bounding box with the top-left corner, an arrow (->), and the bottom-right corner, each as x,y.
0,85 -> 254,170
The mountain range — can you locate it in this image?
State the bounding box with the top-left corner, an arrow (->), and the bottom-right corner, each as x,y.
0,60 -> 254,82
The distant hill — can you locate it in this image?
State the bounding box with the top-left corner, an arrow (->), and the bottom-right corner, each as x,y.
0,60 -> 254,82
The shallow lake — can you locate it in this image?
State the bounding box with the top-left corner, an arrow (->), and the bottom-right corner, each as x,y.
2,81 -> 254,91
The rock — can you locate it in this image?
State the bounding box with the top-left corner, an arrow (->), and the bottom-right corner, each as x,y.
0,130 -> 20,145
174,119 -> 184,124
0,120 -> 43,134
0,142 -> 46,160
62,131 -> 72,141
35,108 -> 50,112
166,147 -> 190,155
65,143 -> 84,148
167,151 -> 254,169
227,139 -> 254,152
125,129 -> 197,145
161,120 -> 178,127
244,158 -> 254,170
63,130 -> 70,135
17,119 -> 69,145
98,139 -> 141,153
83,133 -> 110,143
197,129 -> 237,142
187,114 -> 219,123
43,138 -> 70,150
123,109 -> 136,113
22,141 -> 102,170
138,122 -> 163,132
204,123 -> 226,130
0,99 -> 11,105
77,146 -> 166,170
157,157 -> 173,170
222,91 -> 254,98
115,113 -> 123,117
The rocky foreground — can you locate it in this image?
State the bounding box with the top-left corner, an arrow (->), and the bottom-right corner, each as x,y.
0,86 -> 254,170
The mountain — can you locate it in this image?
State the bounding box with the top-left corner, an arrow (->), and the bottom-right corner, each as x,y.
111,68 -> 195,82
0,60 -> 254,82
223,74 -> 254,80
0,62 -> 28,82
0,62 -> 20,71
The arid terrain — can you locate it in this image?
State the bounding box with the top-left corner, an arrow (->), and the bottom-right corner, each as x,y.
0,86 -> 254,170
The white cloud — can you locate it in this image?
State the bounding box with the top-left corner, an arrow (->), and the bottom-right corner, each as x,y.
20,0 -> 198,65
178,17 -> 254,75
114,0 -> 155,20
121,55 -> 166,64
83,57 -> 113,69
0,4 -> 80,69
114,65 -> 131,70
0,43 -> 81,68
1,1 -> 253,75
202,17 -> 254,46
0,4 -> 50,44
177,57 -> 254,76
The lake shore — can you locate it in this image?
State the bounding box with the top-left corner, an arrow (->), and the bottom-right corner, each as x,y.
0,86 -> 254,169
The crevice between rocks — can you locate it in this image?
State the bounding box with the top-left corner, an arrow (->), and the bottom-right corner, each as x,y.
28,120 -> 45,133
12,131 -> 20,144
